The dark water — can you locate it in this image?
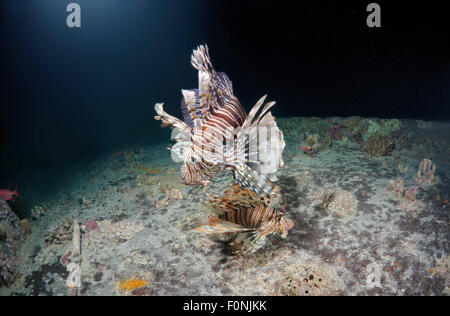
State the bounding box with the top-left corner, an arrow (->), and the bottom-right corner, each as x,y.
1,1 -> 449,171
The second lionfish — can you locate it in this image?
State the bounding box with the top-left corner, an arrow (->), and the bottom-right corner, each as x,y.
154,45 -> 285,195
192,184 -> 294,254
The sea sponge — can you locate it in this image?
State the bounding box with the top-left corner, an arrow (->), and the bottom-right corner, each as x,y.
396,187 -> 426,215
319,189 -> 357,218
274,259 -> 343,296
117,278 -> 146,291
386,178 -> 426,215
415,158 -> 438,186
364,135 -> 395,157
115,277 -> 150,295
387,178 -> 405,200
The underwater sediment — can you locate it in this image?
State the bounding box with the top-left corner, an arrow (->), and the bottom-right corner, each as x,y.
0,116 -> 448,295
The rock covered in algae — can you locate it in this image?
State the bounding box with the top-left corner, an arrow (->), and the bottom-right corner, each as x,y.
0,250 -> 20,287
0,198 -> 24,255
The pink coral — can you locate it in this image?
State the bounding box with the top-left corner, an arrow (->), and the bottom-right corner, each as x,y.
61,251 -> 72,265
84,219 -> 99,232
404,186 -> 419,202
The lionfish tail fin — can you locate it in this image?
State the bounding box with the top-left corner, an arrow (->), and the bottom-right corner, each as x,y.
190,217 -> 255,234
228,231 -> 267,255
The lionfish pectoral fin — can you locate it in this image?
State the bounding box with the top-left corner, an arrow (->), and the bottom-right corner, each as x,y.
228,231 -> 267,255
190,217 -> 255,234
226,96 -> 285,196
154,103 -> 192,134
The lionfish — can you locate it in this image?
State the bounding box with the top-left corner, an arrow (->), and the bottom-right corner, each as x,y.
154,45 -> 285,195
192,184 -> 294,254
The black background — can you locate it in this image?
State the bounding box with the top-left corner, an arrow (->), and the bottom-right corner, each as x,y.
1,0 -> 448,169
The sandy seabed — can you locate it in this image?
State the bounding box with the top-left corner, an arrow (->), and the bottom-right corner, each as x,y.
1,117 -> 449,296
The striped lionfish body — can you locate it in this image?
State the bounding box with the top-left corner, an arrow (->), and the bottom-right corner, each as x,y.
193,184 -> 294,254
154,45 -> 285,195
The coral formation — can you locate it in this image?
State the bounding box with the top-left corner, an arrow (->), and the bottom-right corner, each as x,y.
31,205 -> 45,220
415,158 -> 438,186
396,161 -> 408,173
0,198 -> 23,288
383,119 -> 402,135
318,189 -> 357,218
360,119 -> 401,143
160,188 -> 183,207
387,178 -> 426,215
329,122 -> 345,141
44,218 -> 73,245
0,197 -> 24,255
387,178 -> 405,200
299,133 -> 331,156
342,116 -> 363,130
19,219 -> 31,235
82,219 -> 98,232
0,250 -> 20,287
274,260 -> 343,296
364,135 -> 395,157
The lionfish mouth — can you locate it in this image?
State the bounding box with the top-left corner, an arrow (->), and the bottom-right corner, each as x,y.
285,217 -> 295,230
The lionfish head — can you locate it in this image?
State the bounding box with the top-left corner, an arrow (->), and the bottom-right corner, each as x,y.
273,204 -> 294,237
